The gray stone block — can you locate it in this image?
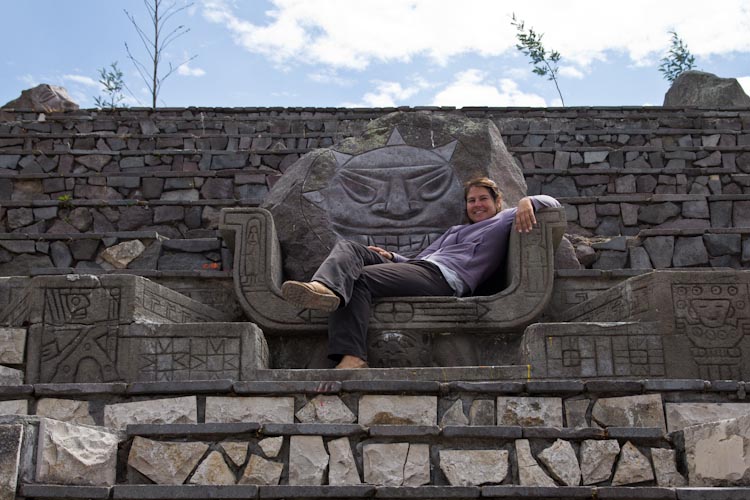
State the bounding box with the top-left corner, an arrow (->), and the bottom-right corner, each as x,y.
643,236 -> 674,268
21,485 -> 110,500
629,247 -> 653,270
683,200 -> 709,219
639,203 -> 681,224
672,236 -> 709,267
593,251 -> 628,270
704,233 -> 741,256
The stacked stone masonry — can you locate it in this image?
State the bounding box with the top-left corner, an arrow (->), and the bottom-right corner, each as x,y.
0,107 -> 749,278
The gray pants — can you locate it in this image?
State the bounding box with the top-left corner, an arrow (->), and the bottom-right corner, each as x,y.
312,240 -> 453,362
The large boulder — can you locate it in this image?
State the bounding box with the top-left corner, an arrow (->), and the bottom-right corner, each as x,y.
2,84 -> 79,112
262,111 -> 528,280
664,71 -> 750,107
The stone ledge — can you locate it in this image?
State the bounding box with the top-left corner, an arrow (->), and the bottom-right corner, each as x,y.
521,427 -> 607,440
440,382 -> 525,394
368,425 -> 440,437
0,384 -> 33,396
113,485 -> 259,499
258,485 -> 376,499
0,231 -> 163,240
596,487 -> 676,499
234,380 -> 343,394
441,426 -> 522,439
251,367 -> 529,382
20,484 -> 111,499
34,383 -> 128,396
676,488 -> 750,500
126,422 -> 261,437
606,427 -> 666,440
585,380 -> 644,393
525,381 -> 584,394
30,268 -> 232,278
377,486 -> 479,498
126,380 -> 234,395
342,380 -> 441,393
262,423 -> 367,436
481,486 -> 594,498
642,380 -> 708,392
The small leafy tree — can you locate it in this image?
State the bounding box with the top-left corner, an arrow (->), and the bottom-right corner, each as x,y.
659,31 -> 696,82
124,0 -> 196,108
511,13 -> 565,106
93,62 -> 127,110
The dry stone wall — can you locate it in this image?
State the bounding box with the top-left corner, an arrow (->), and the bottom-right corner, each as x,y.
0,106 -> 749,280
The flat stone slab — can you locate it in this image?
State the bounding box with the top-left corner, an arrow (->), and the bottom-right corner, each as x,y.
666,402 -> 750,432
683,412 -> 750,486
0,425 -> 23,500
249,366 -> 528,382
113,485 -> 258,499
104,396 -> 197,431
359,396 -> 436,426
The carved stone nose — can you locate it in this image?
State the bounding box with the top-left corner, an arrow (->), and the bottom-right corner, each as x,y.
371,180 -> 421,219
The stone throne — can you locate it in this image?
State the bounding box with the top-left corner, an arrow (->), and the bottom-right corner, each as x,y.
221,112 -> 566,367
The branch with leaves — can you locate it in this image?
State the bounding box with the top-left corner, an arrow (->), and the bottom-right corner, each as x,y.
511,13 -> 565,106
124,0 -> 197,108
659,31 -> 696,83
94,62 -> 127,110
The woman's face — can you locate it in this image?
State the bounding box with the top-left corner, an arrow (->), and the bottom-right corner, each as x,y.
465,186 -> 500,223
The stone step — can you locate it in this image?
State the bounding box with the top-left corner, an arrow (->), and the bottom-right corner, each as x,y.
27,484 -> 750,500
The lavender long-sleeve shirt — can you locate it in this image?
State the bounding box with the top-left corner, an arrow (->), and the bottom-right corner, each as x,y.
392,195 -> 561,295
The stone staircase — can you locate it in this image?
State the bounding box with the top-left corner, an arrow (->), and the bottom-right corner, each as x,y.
2,106 -> 750,498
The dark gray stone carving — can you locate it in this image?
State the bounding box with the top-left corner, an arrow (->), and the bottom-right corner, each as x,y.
543,270 -> 750,379
261,111 -> 528,280
0,275 -> 249,384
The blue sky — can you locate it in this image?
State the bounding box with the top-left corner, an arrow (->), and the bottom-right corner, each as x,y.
3,0 -> 749,109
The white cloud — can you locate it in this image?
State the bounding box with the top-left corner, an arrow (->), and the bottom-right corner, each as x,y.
432,69 -> 546,107
201,0 -> 750,70
343,79 -> 428,107
177,63 -> 206,77
18,74 -> 38,87
62,74 -> 99,87
308,69 -> 354,86
559,66 -> 585,79
739,76 -> 750,95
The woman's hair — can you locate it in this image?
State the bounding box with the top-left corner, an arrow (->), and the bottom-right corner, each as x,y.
464,177 -> 501,201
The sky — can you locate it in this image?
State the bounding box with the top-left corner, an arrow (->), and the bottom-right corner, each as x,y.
2,0 -> 749,109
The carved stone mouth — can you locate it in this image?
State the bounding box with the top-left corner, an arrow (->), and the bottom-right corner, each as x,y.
350,232 -> 443,257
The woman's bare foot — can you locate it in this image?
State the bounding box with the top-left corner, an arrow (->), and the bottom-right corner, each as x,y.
335,355 -> 368,369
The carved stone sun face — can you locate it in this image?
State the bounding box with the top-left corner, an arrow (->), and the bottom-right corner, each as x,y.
304,128 -> 463,256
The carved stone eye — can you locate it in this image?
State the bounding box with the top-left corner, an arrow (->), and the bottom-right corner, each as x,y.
340,173 -> 378,204
416,168 -> 453,201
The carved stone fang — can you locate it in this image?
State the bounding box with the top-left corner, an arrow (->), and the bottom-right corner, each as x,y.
386,127 -> 406,146
331,150 -> 352,168
434,140 -> 458,161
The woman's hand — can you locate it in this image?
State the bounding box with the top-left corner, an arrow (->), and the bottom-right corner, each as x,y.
515,197 -> 536,233
368,245 -> 393,260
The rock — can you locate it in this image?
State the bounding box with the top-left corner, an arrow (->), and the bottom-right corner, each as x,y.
238,454 -> 283,485
439,449 -> 508,486
161,189 -> 200,202
580,439 -> 620,485
638,202 -> 681,224
643,236 -> 675,268
118,206 -> 153,231
683,199 -> 710,219
672,236 -> 709,267
684,414 -> 750,486
0,425 -> 23,500
189,451 -> 235,485
516,439 -> 556,486
205,397 -> 294,424
0,401 -> 27,416
7,208 -> 33,229
666,402 -> 750,433
363,443 -> 409,486
103,396 -> 197,431
703,233 -> 741,256
36,418 -> 117,486
327,437 -> 361,485
288,436 -> 328,485
554,236 -> 581,270
264,111 -> 528,280
153,206 -> 184,223
403,443 -> 430,486
258,437 -> 283,458
295,395 -> 356,424
664,71 -> 750,107
440,400 -> 468,426
359,395 -> 436,426
98,240 -> 146,269
542,177 -> 578,198
219,441 -> 248,467
651,448 -> 687,487
591,394 -> 666,432
611,441 -> 654,486
695,151 -> 722,167
538,439 -> 581,486
35,399 -> 94,425
593,250 -> 627,270
497,397 -> 563,427
469,399 -> 495,425
575,245 -> 596,267
0,328 -> 25,364
564,399 -> 590,428
2,84 -> 79,112
629,247 -> 653,269
76,155 -> 111,172
128,437 -> 208,485
201,178 -> 234,199
0,366 -> 23,385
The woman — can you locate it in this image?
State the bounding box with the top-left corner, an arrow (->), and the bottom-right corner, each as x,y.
281,177 -> 560,369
